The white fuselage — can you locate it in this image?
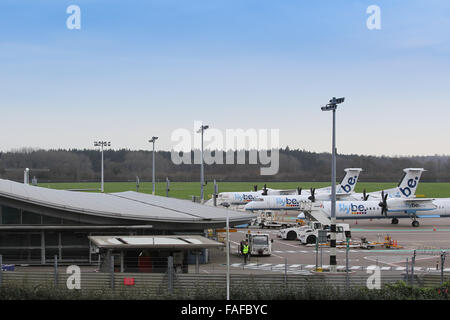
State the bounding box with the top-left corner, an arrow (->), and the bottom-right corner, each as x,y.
244,194 -> 354,211
321,199 -> 450,220
244,189 -> 419,212
214,168 -> 363,207
216,191 -> 264,205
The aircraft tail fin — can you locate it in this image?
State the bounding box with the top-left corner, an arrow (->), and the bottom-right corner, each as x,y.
337,168 -> 363,194
395,168 -> 425,198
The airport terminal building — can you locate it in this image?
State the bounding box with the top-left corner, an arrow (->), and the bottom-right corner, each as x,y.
0,179 -> 253,266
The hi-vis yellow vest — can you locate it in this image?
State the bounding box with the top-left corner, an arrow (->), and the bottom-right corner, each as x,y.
243,245 -> 249,254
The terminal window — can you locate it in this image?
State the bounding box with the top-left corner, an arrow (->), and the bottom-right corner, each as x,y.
1,205 -> 20,224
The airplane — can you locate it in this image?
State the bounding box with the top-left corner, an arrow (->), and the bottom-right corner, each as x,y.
244,168 -> 363,211
207,167 -> 362,207
244,168 -> 424,212
351,168 -> 425,201
204,181 -> 315,207
319,192 -> 450,227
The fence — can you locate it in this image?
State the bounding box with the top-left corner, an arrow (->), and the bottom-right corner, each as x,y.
2,252 -> 450,299
0,271 -> 413,296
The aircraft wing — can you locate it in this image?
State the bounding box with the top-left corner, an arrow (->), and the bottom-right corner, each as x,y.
336,192 -> 354,199
402,198 -> 435,202
275,189 -> 301,195
315,186 -> 331,193
268,189 -> 307,195
316,185 -> 344,194
367,189 -> 400,199
388,198 -> 437,212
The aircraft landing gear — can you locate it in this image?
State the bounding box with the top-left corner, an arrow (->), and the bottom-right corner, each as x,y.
391,218 -> 399,225
407,211 -> 420,227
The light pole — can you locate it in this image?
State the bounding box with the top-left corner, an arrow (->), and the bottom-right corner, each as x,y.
221,202 -> 230,300
94,141 -> 111,193
197,124 -> 209,203
148,136 -> 158,195
24,168 -> 30,184
321,97 -> 345,273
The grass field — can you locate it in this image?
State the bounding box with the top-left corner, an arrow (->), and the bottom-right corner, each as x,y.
38,181 -> 450,200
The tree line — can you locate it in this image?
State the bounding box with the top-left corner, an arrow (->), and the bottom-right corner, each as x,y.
0,148 -> 450,183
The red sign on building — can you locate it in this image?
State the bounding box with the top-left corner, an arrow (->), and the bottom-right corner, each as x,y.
123,277 -> 135,286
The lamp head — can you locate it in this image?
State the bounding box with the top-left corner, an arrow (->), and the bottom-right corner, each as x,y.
197,124 -> 209,133
321,97 -> 344,111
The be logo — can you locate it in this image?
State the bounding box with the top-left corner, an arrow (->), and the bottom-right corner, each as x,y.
351,203 -> 367,214
399,177 -> 418,197
340,176 -> 357,193
243,194 -> 255,201
285,198 -> 299,206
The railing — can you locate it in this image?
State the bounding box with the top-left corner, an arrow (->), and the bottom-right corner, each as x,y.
2,252 -> 450,299
0,270 -> 412,296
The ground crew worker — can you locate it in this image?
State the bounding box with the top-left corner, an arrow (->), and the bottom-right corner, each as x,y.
242,240 -> 249,264
239,240 -> 244,255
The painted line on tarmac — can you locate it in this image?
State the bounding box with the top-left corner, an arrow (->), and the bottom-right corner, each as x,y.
272,239 -> 303,249
271,253 -> 285,259
364,255 -> 442,268
226,263 -> 449,273
365,249 -> 449,253
352,228 -> 450,232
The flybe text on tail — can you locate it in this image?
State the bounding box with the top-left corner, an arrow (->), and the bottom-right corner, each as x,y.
337,168 -> 362,194
399,177 -> 419,197
339,175 -> 358,193
397,168 -> 425,198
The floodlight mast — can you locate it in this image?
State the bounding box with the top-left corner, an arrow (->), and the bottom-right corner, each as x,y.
197,124 -> 209,203
321,97 -> 344,273
221,202 -> 231,300
94,141 -> 111,193
24,168 -> 30,184
149,136 -> 158,195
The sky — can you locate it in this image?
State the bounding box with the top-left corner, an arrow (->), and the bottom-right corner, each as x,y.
1,0 -> 449,156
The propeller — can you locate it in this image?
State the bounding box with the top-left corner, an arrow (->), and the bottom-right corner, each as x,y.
378,191 -> 389,217
262,184 -> 268,196
308,188 -> 316,202
253,185 -> 258,192
363,189 -> 369,201
297,187 -> 302,195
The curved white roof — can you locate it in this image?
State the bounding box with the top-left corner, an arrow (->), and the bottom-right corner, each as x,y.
0,179 -> 253,225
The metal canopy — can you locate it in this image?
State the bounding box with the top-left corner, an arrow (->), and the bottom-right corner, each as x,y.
89,235 -> 224,249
